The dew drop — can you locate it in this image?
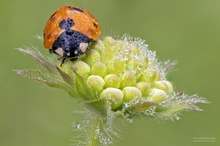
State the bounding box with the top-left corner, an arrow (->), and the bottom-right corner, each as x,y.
95,128 -> 100,135
175,115 -> 180,120
99,136 -> 113,145
73,121 -> 81,129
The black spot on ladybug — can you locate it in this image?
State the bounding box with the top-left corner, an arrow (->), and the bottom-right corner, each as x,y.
93,22 -> 98,28
66,29 -> 74,35
43,32 -> 45,38
67,6 -> 74,10
73,7 -> 84,13
47,33 -> 52,39
49,11 -> 57,20
52,29 -> 90,58
59,18 -> 74,30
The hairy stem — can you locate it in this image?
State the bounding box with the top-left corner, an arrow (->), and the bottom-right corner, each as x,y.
87,115 -> 100,146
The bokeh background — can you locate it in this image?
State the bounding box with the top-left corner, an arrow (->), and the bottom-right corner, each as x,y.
1,0 -> 219,146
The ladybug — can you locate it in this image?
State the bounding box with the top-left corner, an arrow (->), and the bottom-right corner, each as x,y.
43,6 -> 101,65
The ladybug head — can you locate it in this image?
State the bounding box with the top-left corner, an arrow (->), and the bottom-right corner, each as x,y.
51,29 -> 91,59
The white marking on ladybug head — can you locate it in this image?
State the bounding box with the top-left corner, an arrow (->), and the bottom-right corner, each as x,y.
55,48 -> 65,57
74,50 -> 78,55
66,52 -> 70,56
79,42 -> 89,53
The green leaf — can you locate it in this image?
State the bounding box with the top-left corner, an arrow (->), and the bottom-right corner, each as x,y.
155,93 -> 208,119
72,68 -> 97,101
17,48 -> 57,74
130,100 -> 156,112
16,69 -> 62,88
56,66 -> 75,86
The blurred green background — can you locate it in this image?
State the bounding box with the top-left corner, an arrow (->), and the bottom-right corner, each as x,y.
0,0 -> 219,146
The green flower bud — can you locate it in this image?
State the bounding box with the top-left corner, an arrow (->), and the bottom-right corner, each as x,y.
83,49 -> 101,66
101,45 -> 117,63
72,60 -> 91,79
148,88 -> 168,103
127,59 -> 144,78
90,39 -> 105,54
107,57 -> 126,74
165,81 -> 173,94
58,60 -> 74,77
138,69 -> 160,83
131,46 -> 140,55
135,82 -> 151,97
101,37 -> 117,64
87,75 -> 105,93
100,88 -> 123,110
91,61 -> 107,77
142,56 -> 148,69
102,36 -> 115,47
104,74 -> 121,88
154,80 -> 173,94
122,87 -> 142,102
120,71 -> 136,88
148,69 -> 161,82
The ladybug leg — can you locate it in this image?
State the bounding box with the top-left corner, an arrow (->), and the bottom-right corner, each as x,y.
60,57 -> 66,67
57,56 -> 66,67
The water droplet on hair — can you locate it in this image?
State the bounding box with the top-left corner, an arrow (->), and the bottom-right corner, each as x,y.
73,121 -> 81,129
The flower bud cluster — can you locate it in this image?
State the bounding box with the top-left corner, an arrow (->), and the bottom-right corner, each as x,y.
17,35 -> 208,146
59,36 -> 173,110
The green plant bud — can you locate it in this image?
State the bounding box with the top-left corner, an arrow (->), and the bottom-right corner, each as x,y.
120,45 -> 132,62
104,74 -> 121,88
107,57 -> 126,74
87,75 -> 105,93
122,87 -> 142,102
135,82 -> 151,97
102,36 -> 115,46
83,49 -> 101,66
101,46 -> 117,64
127,59 -> 144,78
72,60 -> 91,79
91,62 -> 107,77
131,46 -> 140,55
154,80 -> 173,94
148,88 -> 168,103
100,37 -> 118,64
91,39 -> 105,54
120,71 -> 136,88
142,56 -> 148,69
138,70 -> 148,82
114,41 -> 124,52
138,69 -> 161,83
100,88 -> 123,110
164,81 -> 173,94
58,60 -> 74,77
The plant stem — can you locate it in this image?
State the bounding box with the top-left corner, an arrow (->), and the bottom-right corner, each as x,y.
87,114 -> 100,146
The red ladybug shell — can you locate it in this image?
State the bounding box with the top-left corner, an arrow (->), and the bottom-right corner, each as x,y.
43,6 -> 101,49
